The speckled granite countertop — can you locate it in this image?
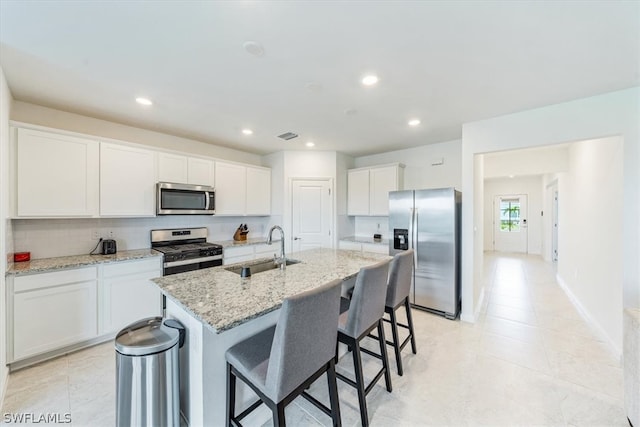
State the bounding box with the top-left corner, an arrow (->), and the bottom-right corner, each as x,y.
7,249 -> 162,275
152,248 -> 391,334
340,235 -> 389,246
212,237 -> 278,248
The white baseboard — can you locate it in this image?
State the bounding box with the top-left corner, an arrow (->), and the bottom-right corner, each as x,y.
556,273 -> 622,362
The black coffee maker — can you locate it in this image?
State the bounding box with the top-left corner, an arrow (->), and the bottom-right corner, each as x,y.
102,239 -> 117,255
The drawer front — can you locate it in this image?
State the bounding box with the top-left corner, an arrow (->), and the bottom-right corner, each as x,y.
362,243 -> 389,255
103,257 -> 162,278
224,245 -> 254,257
338,241 -> 362,252
254,244 -> 276,257
14,267 -> 98,293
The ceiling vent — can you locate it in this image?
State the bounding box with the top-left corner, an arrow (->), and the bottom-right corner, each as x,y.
277,132 -> 299,141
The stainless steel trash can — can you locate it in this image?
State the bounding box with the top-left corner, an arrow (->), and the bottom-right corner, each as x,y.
115,317 -> 185,427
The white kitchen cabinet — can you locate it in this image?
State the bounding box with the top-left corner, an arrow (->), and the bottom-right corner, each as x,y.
158,153 -> 215,187
100,142 -> 156,216
347,163 -> 404,216
245,167 -> 271,216
101,258 -> 163,335
215,161 -> 247,215
158,152 -> 189,183
188,157 -> 215,186
338,240 -> 363,251
223,245 -> 255,265
15,128 -> 99,217
11,267 -> 98,361
347,168 -> 370,216
215,162 -> 271,216
223,243 -> 277,265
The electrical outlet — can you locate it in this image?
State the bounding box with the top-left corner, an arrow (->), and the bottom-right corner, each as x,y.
92,230 -> 100,240
107,230 -> 114,238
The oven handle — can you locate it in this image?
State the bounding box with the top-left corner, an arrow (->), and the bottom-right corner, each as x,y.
164,255 -> 223,268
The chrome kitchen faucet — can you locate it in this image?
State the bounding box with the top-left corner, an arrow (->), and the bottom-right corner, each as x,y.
266,225 -> 286,270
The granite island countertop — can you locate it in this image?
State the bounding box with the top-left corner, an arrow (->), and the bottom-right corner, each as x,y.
151,248 -> 391,333
7,249 -> 162,275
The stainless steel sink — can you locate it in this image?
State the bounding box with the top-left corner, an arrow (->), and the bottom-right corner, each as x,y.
224,258 -> 301,275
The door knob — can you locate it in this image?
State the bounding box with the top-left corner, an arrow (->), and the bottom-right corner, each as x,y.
293,237 -> 301,240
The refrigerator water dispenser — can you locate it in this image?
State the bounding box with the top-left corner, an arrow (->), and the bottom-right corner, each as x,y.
393,229 -> 409,250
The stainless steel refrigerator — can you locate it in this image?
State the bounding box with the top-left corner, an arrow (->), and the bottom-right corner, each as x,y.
389,188 -> 461,319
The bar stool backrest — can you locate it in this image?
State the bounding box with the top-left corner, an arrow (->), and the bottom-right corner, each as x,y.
386,249 -> 414,308
265,279 -> 342,402
344,259 -> 391,338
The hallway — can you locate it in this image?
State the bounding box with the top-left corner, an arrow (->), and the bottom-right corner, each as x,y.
1,253 -> 625,426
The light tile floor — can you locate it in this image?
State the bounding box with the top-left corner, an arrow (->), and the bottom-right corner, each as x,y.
1,253 -> 626,426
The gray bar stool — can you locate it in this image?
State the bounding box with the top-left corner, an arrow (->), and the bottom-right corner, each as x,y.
380,249 -> 417,376
335,259 -> 392,427
225,279 -> 343,427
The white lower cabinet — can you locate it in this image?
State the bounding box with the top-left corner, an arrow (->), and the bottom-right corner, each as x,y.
101,258 -> 163,335
223,243 -> 277,265
338,240 -> 388,255
9,257 -> 163,366
12,267 -> 99,361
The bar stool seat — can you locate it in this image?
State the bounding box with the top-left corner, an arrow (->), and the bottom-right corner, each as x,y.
226,279 -> 343,427
335,259 -> 392,427
382,249 -> 417,376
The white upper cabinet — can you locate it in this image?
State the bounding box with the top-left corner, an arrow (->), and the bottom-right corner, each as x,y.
246,166 -> 271,216
215,161 -> 246,215
158,153 -> 215,187
15,128 -> 99,217
188,157 -> 215,186
348,163 -> 404,216
215,161 -> 271,216
100,142 -> 156,217
347,168 -> 370,216
158,152 -> 188,183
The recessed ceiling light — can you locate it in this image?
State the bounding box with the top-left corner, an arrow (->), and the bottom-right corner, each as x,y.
243,41 -> 264,57
408,119 -> 421,126
509,175 -> 515,178
242,129 -> 253,135
306,141 -> 315,147
136,97 -> 153,106
361,75 -> 379,86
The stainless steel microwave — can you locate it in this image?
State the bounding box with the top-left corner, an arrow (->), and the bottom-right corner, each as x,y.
157,182 -> 215,215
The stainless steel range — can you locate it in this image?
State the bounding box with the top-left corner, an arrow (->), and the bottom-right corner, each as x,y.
151,227 -> 223,276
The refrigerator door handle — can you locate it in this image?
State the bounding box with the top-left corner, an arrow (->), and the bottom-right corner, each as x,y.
411,207 -> 418,266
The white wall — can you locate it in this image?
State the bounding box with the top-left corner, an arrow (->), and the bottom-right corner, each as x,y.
461,87 -> 639,353
12,216 -> 272,259
556,136 -> 624,353
355,139 -> 462,190
0,67 -> 12,407
483,176 -> 543,255
264,150 -> 337,253
484,144 -> 569,179
11,101 -> 262,165
349,139 -> 462,239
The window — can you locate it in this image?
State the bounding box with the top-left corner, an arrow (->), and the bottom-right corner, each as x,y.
500,199 -> 520,232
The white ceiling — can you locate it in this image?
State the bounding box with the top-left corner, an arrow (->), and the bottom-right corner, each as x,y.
0,1 -> 638,157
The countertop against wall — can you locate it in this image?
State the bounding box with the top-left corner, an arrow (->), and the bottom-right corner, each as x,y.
6,249 -> 161,275
212,237 -> 276,248
339,235 -> 389,246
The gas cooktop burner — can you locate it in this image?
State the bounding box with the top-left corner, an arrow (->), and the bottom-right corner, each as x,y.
151,228 -> 224,275
153,242 -> 220,254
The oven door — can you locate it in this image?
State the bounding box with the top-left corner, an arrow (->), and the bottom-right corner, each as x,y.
157,182 -> 215,215
163,256 -> 223,275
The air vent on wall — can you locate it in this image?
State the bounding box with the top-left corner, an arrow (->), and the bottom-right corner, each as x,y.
277,132 -> 299,141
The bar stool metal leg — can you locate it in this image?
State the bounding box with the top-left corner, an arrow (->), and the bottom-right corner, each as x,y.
405,298 -> 417,354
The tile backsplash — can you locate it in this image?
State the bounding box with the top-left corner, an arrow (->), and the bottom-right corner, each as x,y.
13,216 -> 273,259
354,216 -> 389,239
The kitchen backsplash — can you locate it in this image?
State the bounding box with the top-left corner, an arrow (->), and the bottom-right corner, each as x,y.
354,216 -> 389,239
13,216 -> 273,259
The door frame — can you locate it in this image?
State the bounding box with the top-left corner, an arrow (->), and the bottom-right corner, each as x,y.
288,177 -> 335,252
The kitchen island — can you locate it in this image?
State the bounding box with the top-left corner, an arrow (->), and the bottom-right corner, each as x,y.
151,248 -> 391,426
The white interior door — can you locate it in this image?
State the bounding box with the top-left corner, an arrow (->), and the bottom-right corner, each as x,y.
291,179 -> 333,253
494,194 -> 528,253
